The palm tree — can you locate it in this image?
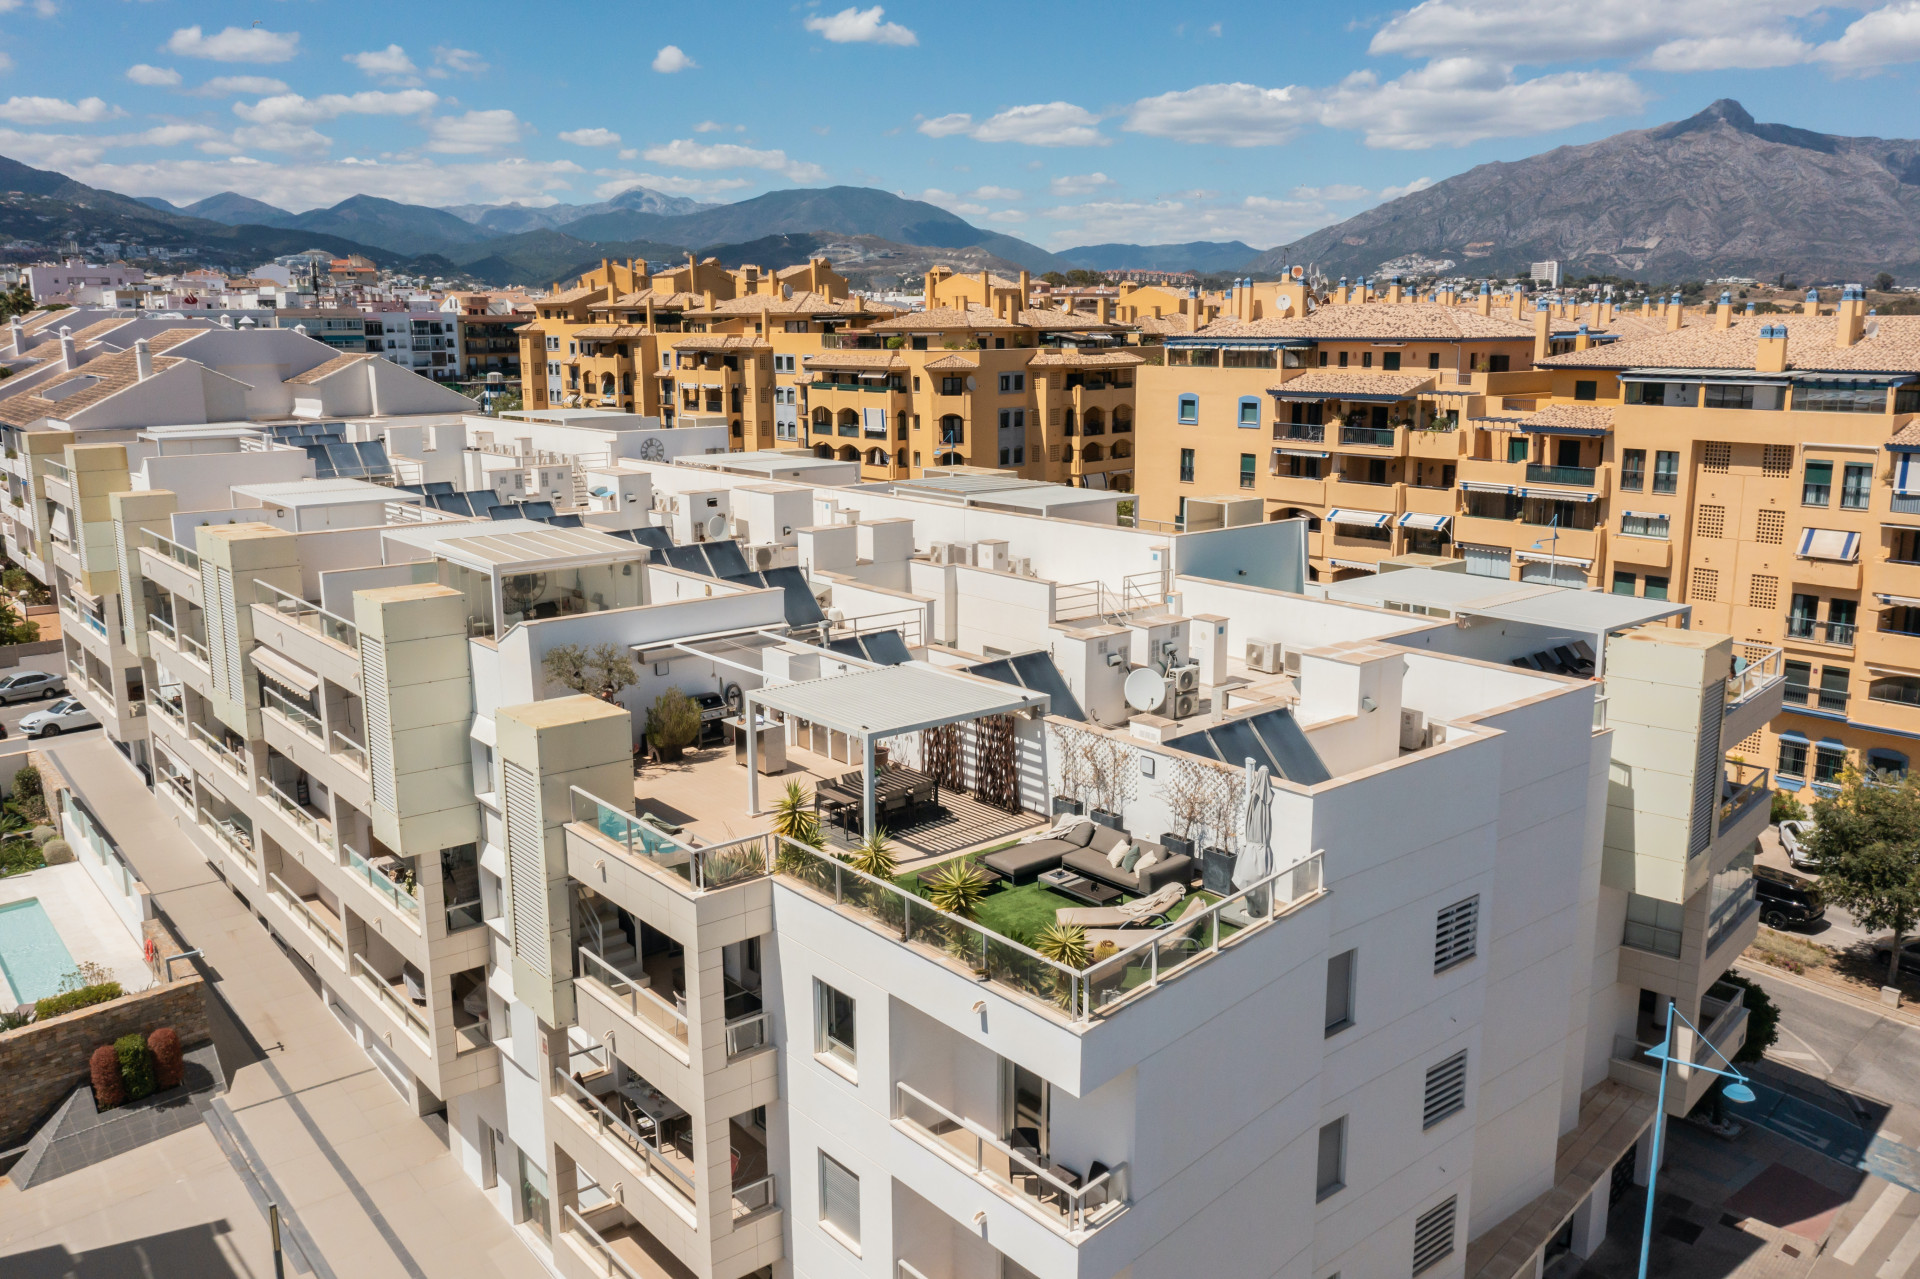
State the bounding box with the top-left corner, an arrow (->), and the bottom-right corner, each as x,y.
925,860 -> 988,918
771,782 -> 821,849
848,827 -> 897,881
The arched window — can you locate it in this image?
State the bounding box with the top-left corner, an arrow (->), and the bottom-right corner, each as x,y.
1110,473 -> 1133,492
939,415 -> 964,445
1082,442 -> 1105,462
837,408 -> 859,434
896,410 -> 909,439
731,419 -> 742,437
600,373 -> 615,396
838,446 -> 859,462
1062,408 -> 1076,435
895,449 -> 908,468
1063,445 -> 1075,464
1083,407 -> 1105,435
1868,748 -> 1909,779
812,406 -> 832,428
814,443 -> 834,458
1112,406 -> 1133,433
867,447 -> 888,466
935,451 -> 963,466
1110,438 -> 1132,459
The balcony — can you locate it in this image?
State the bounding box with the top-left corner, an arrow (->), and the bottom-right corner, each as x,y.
137,529 -> 202,604
1525,462 -> 1598,489
1276,422 -> 1326,444
1719,760 -> 1771,834
1784,616 -> 1856,651
345,844 -> 422,929
263,780 -> 336,857
253,579 -> 360,651
191,721 -> 252,788
895,1082 -> 1125,1237
197,805 -> 257,879
551,1069 -> 697,1211
1723,643 -> 1786,746
352,953 -> 430,1047
1338,423 -> 1397,449
1610,983 -> 1751,1115
261,684 -> 324,743
267,871 -> 346,967
574,944 -> 690,1062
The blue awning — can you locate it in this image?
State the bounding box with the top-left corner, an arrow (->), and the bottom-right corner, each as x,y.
1461,480 -> 1517,495
1778,729 -> 1810,744
1897,454 -> 1920,491
1520,421 -> 1609,437
1327,507 -> 1393,528
1518,488 -> 1600,503
1398,512 -> 1452,532
1796,528 -> 1859,562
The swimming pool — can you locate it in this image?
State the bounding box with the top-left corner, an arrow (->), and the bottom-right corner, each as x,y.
0,898 -> 77,1006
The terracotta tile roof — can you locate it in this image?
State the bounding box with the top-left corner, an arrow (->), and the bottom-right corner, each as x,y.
0,350 -> 185,427
1130,315 -> 1193,335
1015,306 -> 1120,332
1267,368 -> 1435,398
20,339 -> 62,361
1539,314 -> 1920,373
921,354 -> 979,370
571,325 -> 648,339
1026,349 -> 1147,368
1521,404 -> 1614,432
802,351 -> 904,370
1203,303 -> 1535,343
699,292 -> 899,317
592,289 -> 702,310
545,286 -> 604,304
145,327 -> 213,353
670,334 -> 770,351
285,353 -> 375,385
1891,420 -> 1920,447
866,304 -> 1021,332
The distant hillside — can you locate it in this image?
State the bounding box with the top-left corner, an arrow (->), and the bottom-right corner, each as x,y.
1258,99 -> 1920,282
179,191 -> 297,227
276,195 -> 494,258
1055,241 -> 1259,273
443,186 -> 716,234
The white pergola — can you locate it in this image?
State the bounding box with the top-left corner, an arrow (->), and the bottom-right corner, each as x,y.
744,665 -> 1046,836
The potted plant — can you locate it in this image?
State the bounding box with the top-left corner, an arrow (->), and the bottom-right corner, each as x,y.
645,688 -> 701,763
925,860 -> 991,973
847,827 -> 897,881
1159,757 -> 1211,860
1077,734 -> 1133,831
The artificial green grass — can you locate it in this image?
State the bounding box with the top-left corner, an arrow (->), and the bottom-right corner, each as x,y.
894,851 -> 1223,948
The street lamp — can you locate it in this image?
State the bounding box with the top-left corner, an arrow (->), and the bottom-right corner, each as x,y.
1637,997 -> 1756,1279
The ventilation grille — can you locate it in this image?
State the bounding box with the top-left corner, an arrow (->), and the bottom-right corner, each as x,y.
1696,504 -> 1725,539
1737,729 -> 1764,756
1756,509 -> 1785,545
1423,1050 -> 1469,1128
1748,574 -> 1779,611
503,759 -> 548,976
203,564 -> 233,696
1689,678 -> 1726,859
1690,567 -> 1720,602
361,636 -> 396,814
1762,444 -> 1794,478
1413,1196 -> 1458,1275
1434,895 -> 1479,973
1703,442 -> 1733,473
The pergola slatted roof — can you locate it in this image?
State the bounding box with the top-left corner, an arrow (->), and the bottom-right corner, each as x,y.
751,663 -> 1042,738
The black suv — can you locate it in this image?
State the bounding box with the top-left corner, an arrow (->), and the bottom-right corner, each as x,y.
1755,865 -> 1825,930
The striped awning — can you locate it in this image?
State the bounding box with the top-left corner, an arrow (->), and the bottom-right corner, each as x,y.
1328,558 -> 1380,572
1796,528 -> 1860,562
1398,512 -> 1452,532
1875,593 -> 1920,608
1520,487 -> 1600,503
1461,480 -> 1517,495
250,647 -> 320,696
1327,508 -> 1393,528
1515,548 -> 1594,568
1274,447 -> 1329,458
1897,453 -> 1920,494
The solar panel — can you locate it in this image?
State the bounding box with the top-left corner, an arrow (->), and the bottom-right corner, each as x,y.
1162,706 -> 1329,785
662,544 -> 711,574
1008,651 -> 1085,722
544,514 -> 584,528
324,442 -> 363,477
424,481 -> 455,496
518,501 -> 557,520
302,443 -> 336,477
700,540 -> 749,579
488,504 -> 521,521
854,630 -> 912,666
721,566 -> 825,628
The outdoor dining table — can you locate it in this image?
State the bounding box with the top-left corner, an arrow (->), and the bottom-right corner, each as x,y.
814,765 -> 939,835
619,1078 -> 690,1152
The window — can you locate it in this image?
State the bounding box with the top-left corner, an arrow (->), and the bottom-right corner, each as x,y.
1871,675 -> 1920,706
1783,658 -> 1813,705
1428,351 -> 1441,370
1318,351 -> 1329,367
1000,448 -> 1010,465
1645,575 -> 1670,600
1868,748 -> 1909,779
1338,351 -> 1349,368
1829,599 -> 1858,645
1239,396 -> 1261,427
1803,460 -> 1833,506
1652,451 -> 1679,494
1488,354 -> 1511,373
1818,664 -> 1850,711
442,843 -> 482,932
1778,736 -> 1808,777
1382,351 -> 1401,371
1705,384 -> 1757,410
1423,1051 -> 1468,1129
1842,462 -> 1873,509
1506,436 -> 1530,463
1324,949 -> 1356,1036
1180,448 -> 1195,483
1361,352 -> 1373,368
940,376 -> 964,395
998,372 -> 1025,393
814,980 -> 856,1071
1316,1118 -> 1347,1200
517,1148 -> 551,1241
1414,1197 -> 1458,1275
1240,454 -> 1256,488
1620,449 -> 1645,490
1619,511 -> 1669,539
819,1152 -> 861,1250
1571,379 -> 1598,401
1814,742 -> 1847,785
1433,896 -> 1478,972
1178,394 -> 1198,424
1623,893 -> 1683,956
1612,571 -> 1637,595
1796,380 -> 1890,413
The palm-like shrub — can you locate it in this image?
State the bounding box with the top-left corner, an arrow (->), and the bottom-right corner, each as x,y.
1033,922 -> 1091,968
847,827 -> 897,881
925,860 -> 989,918
771,781 -> 822,848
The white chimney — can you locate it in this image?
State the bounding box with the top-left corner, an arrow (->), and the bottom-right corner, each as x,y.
7,317 -> 22,356
58,326 -> 77,371
293,323 -> 308,336
134,337 -> 154,381
220,314 -> 234,329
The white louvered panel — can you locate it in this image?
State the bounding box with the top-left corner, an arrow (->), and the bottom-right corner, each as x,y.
1422,1050 -> 1468,1129
1689,680 -> 1724,858
502,760 -> 548,976
819,1153 -> 860,1244
1413,1196 -> 1457,1275
203,564 -> 231,694
361,637 -> 396,813
1433,895 -> 1479,973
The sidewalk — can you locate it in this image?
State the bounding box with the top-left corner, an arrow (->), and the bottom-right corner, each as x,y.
0,738 -> 548,1279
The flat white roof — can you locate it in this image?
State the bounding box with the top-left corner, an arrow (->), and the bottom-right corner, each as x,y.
1324,568 -> 1550,613
1469,588 -> 1691,634
752,662 -> 1043,738
1324,567 -> 1691,633
500,408 -> 662,429
232,478 -> 416,508
678,450 -> 855,474
433,524 -> 645,573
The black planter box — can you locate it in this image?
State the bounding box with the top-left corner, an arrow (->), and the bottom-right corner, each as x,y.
1052,795 -> 1085,817
1159,833 -> 1195,860
1202,847 -> 1238,896
1088,807 -> 1124,831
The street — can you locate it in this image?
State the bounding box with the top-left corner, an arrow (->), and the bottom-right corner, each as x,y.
1756,824 -> 1880,953
0,653 -> 100,770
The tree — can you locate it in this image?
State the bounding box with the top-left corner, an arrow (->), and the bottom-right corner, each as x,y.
1717,972 -> 1778,1064
645,687 -> 701,755
1803,768 -> 1920,985
0,596 -> 38,645
0,282 -> 31,321
3,567 -> 49,606
542,642 -> 636,702
1876,272 -> 1897,292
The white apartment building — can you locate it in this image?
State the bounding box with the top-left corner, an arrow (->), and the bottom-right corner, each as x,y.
43,427 -> 1776,1279
24,258 -> 147,302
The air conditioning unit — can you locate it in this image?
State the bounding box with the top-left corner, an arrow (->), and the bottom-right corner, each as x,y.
749,543 -> 797,571
930,542 -> 964,566
1246,638 -> 1285,674
1170,664 -> 1200,694
1400,707 -> 1428,751
1013,557 -> 1032,577
1171,690 -> 1200,719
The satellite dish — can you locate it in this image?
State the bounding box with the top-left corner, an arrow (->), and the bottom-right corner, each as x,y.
965,376 -> 976,391
1866,319 -> 1881,339
1290,265 -> 1305,281
1125,668 -> 1167,715
703,513 -> 728,540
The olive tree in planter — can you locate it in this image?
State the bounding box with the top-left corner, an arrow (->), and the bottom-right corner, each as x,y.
1074,732 -> 1135,831
1158,756 -> 1213,860
645,688 -> 701,763
1049,724 -> 1089,817
543,642 -> 637,703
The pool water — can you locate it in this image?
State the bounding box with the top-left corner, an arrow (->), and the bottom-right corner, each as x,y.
0,898 -> 77,1006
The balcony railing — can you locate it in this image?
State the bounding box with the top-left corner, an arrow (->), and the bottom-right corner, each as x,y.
139,527 -> 200,574
346,844 -> 421,925
1726,644 -> 1785,709
1339,424 -> 1396,448
254,578 -> 359,650
178,631 -> 211,666
198,808 -> 256,874
1786,616 -> 1856,647
332,731 -> 369,774
1719,762 -> 1771,830
192,721 -> 251,784
571,790 -> 774,891
896,1081 -> 1125,1234
575,945 -> 688,1052
353,953 -> 430,1045
1278,423 -> 1326,443
147,612 -> 177,644
1525,462 -> 1598,487
264,781 -> 336,854
40,458 -> 70,484
725,1010 -> 769,1058
261,684 -> 324,742
553,1070 -> 696,1205
731,1173 -> 776,1220
150,688 -> 185,728
268,871 -> 345,962
561,1205 -> 647,1279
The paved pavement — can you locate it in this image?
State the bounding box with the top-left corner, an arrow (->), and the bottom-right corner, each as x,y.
0,653 -> 91,765
0,737 -> 549,1279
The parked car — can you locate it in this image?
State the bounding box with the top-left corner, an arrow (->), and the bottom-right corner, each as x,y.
1779,819 -> 1820,870
19,697 -> 98,738
1755,864 -> 1825,930
1870,937 -> 1920,975
0,668 -> 64,704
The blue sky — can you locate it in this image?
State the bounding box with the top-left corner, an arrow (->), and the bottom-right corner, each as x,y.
4,1 -> 1920,249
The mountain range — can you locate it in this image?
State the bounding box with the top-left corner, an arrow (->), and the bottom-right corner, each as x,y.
1261,99 -> 1920,282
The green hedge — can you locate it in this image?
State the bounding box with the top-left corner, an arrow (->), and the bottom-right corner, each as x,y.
115,1032 -> 156,1101
34,981 -> 122,1020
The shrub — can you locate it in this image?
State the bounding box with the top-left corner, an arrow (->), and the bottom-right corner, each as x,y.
925,860 -> 989,918
645,688 -> 701,754
28,824 -> 53,846
90,1043 -> 125,1109
1718,971 -> 1779,1064
34,980 -> 122,1020
847,828 -> 897,881
148,1026 -> 184,1090
1771,790 -> 1807,825
1034,922 -> 1091,968
39,837 -> 73,864
116,1032 -> 156,1101
12,764 -> 41,802
0,837 -> 43,877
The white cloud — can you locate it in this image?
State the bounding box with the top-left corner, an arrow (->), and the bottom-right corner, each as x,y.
919,102 -> 1106,147
969,185 -> 1022,200
985,209 -> 1029,223
430,46 -> 489,77
166,24 -> 301,64
346,45 -> 420,84
1816,2 -> 1920,70
0,0 -> 58,17
233,122 -> 332,154
652,45 -> 696,73
617,148 -> 638,160
428,109 -> 527,154
1319,59 -> 1644,148
590,170 -> 751,199
1368,0 -> 1817,64
1292,183 -> 1372,201
641,138 -> 825,182
1038,195 -> 1320,249
559,127 -> 621,147
1380,175 -> 1435,199
0,53 -> 11,75
803,5 -> 918,46
125,64 -> 182,87
1124,83 -> 1317,146
0,96 -> 123,125
1049,172 -> 1115,196
233,90 -> 440,126
693,120 -> 745,133
189,76 -> 291,97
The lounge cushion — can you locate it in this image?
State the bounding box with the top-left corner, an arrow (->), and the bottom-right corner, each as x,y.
983,837 -> 1076,881
1088,827 -> 1129,857
1064,841 -> 1192,896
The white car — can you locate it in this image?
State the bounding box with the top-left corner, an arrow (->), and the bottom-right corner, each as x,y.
0,669 -> 64,704
1780,819 -> 1820,870
20,697 -> 99,738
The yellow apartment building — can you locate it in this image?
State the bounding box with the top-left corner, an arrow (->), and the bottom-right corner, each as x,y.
1134,280 -> 1920,796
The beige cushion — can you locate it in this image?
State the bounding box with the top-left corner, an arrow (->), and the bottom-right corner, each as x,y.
1134,847 -> 1161,873
1088,826 -> 1129,856
1106,840 -> 1132,868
